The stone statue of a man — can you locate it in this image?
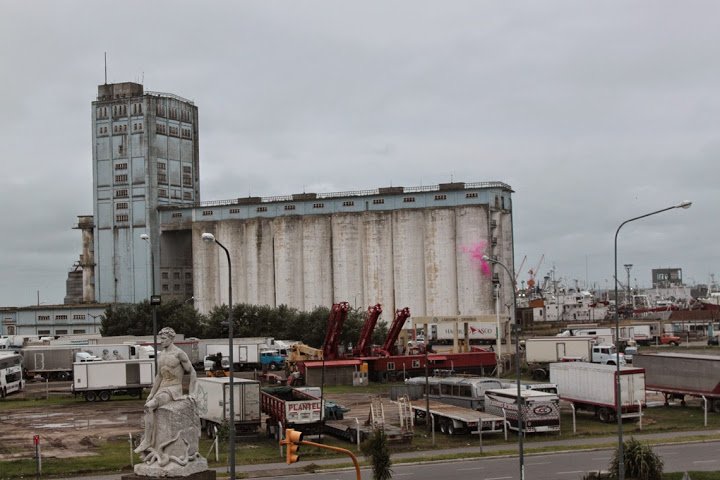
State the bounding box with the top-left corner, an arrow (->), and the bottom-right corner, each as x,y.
133,327 -> 208,477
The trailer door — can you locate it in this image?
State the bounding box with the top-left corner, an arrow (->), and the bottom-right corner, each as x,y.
74,364 -> 88,389
243,384 -> 261,421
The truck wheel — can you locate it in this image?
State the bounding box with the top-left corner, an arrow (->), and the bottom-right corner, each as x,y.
669,341 -> 678,347
532,369 -> 547,381
206,423 -> 216,439
598,407 -> 611,423
99,391 -> 111,402
712,399 -> 720,413
0,387 -> 5,398
269,363 -> 278,371
346,428 -> 357,444
439,420 -> 448,434
85,391 -> 97,402
447,423 -> 456,435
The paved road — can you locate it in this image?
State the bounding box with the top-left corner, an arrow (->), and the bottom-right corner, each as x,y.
59,429 -> 720,480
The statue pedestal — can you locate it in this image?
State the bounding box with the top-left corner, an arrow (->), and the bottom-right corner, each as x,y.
122,469 -> 216,480
134,397 -> 209,477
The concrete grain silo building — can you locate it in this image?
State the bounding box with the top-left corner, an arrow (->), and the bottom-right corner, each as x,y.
84,82 -> 516,320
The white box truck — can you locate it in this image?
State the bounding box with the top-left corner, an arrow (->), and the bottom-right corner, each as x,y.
204,342 -> 285,371
550,362 -> 645,423
71,359 -> 155,401
525,336 -> 625,380
21,345 -> 100,380
193,377 -> 261,437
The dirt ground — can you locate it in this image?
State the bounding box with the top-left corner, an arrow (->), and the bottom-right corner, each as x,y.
0,380 -> 380,462
0,381 -> 146,461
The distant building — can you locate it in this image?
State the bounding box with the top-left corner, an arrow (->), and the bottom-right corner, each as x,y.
652,268 -> 683,288
0,305 -> 107,337
70,82 -> 517,320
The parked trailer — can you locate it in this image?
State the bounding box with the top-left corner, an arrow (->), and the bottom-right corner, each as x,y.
410,400 -> 504,435
20,346 -> 100,380
550,362 -> 645,423
193,377 -> 261,438
203,342 -> 284,371
633,352 -> 720,412
525,336 -> 625,380
323,397 -> 414,444
260,386 -> 324,436
71,359 -> 155,401
483,388 -> 561,433
0,352 -> 24,397
404,375 -> 503,410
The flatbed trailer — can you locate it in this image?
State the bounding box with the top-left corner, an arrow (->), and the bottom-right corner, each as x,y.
410,400 -> 504,435
323,419 -> 413,444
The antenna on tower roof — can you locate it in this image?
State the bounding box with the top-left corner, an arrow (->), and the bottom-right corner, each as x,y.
104,52 -> 107,84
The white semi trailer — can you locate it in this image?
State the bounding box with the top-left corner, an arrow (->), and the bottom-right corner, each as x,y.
193,377 -> 262,437
71,359 -> 155,401
550,362 -> 645,423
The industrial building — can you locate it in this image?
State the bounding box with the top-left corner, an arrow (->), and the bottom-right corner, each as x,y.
1,81 -> 517,336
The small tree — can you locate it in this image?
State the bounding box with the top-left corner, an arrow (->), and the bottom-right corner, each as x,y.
610,437 -> 663,480
361,428 -> 393,480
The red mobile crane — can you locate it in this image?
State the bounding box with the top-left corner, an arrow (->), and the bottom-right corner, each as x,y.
374,307 -> 411,357
353,304 -> 383,357
322,302 -> 350,361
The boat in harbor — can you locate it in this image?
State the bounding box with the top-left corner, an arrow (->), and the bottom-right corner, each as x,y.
699,292 -> 720,310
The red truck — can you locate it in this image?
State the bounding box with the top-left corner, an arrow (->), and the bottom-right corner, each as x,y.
658,333 -> 681,346
261,386 -> 323,437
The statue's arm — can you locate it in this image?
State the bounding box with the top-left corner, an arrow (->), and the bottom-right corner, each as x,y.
179,350 -> 197,395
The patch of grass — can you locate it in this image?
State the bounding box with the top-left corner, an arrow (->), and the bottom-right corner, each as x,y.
664,473 -> 720,480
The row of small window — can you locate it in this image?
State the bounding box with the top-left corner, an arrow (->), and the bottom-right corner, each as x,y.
162,271 -> 192,280
96,104 -> 143,119
158,175 -> 192,186
203,191 -> 482,217
155,124 -> 193,139
159,189 -> 193,200
161,283 -> 193,293
156,105 -> 193,123
38,314 -> 83,321
38,329 -> 87,335
104,123 -> 145,135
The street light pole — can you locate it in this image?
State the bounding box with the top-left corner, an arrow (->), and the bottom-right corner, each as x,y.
140,234 -> 158,375
201,232 -> 236,480
483,255 -> 522,480
613,200 -> 691,480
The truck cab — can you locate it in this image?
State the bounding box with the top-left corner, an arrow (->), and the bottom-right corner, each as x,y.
260,349 -> 285,371
591,344 -> 625,366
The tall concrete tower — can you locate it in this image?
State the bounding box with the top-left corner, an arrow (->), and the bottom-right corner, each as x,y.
91,82 -> 199,303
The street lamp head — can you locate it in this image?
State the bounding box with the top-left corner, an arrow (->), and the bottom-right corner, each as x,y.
677,200 -> 692,209
140,234 -> 150,241
201,232 -> 216,243
481,254 -> 493,263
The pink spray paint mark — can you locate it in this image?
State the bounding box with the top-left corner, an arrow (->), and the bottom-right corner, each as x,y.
460,242 -> 491,277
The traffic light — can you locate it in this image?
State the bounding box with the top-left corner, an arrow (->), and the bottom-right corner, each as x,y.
283,428 -> 304,464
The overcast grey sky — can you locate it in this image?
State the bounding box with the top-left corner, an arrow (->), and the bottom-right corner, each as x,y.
0,1 -> 716,307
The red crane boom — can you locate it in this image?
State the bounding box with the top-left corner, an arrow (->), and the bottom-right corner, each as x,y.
322,302 -> 350,361
353,304 -> 382,357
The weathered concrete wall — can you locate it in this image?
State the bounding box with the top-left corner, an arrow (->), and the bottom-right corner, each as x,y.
361,212 -> 395,314
192,205 -> 510,318
455,206 -> 490,314
391,210 -> 426,316
302,216 -> 333,310
424,209 -> 458,316
331,214 -> 364,307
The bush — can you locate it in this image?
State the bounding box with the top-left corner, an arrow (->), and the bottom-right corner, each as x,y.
610,437 -> 664,480
360,429 -> 393,480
